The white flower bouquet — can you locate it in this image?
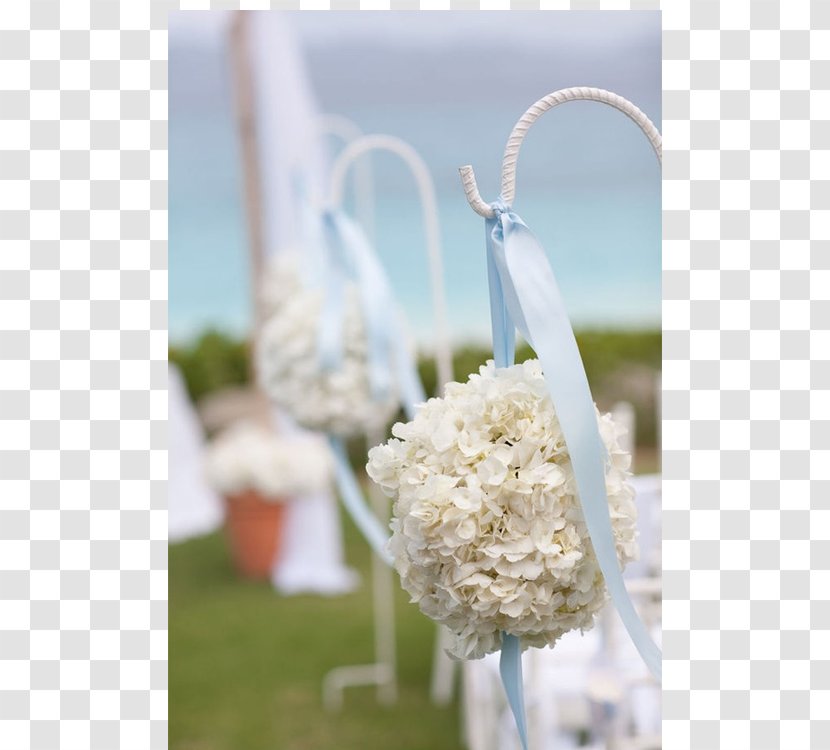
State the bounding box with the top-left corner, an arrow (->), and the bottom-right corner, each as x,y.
205,421 -> 333,500
367,359 -> 638,659
257,254 -> 401,437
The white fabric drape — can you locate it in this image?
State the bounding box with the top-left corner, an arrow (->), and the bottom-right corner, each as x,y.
248,12 -> 328,254
269,409 -> 360,595
168,364 -> 224,543
247,12 -> 358,595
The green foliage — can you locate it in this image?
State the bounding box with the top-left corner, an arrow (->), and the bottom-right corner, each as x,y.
417,331 -> 661,447
170,328 -> 662,447
574,330 -> 662,384
170,512 -> 463,750
169,330 -> 251,403
169,330 -> 663,747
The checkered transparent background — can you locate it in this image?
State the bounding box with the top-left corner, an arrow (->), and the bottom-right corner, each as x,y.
0,1 -> 825,748
661,1 -> 830,748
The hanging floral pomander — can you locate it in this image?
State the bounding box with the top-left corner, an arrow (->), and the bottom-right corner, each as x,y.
256,253 -> 401,437
367,359 -> 639,660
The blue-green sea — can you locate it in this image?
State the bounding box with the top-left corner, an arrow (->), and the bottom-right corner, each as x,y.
169,13 -> 661,348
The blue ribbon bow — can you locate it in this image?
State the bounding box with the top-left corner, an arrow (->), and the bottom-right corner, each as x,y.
485,200 -> 662,750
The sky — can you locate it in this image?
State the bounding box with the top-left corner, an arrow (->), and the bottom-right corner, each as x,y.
169,11 -> 661,347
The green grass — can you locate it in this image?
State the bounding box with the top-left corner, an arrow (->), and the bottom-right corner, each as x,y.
169,328 -> 661,748
170,329 -> 661,446
170,508 -> 464,750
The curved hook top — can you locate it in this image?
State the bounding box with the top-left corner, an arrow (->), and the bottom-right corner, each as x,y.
329,134 -> 432,209
459,87 -> 662,219
315,113 -> 364,147
326,133 -> 454,395
314,113 -> 375,242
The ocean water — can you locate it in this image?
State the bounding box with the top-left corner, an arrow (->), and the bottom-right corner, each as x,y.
169,23 -> 661,348
170,126 -> 660,347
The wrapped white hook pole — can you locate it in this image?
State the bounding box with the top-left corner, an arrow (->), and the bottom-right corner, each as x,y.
457,86 -> 663,750
322,133 -> 454,711
459,86 -> 662,218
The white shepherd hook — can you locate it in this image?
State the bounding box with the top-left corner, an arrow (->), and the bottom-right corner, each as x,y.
459,87 -> 662,218
323,134 -> 455,712
315,114 -> 375,243
329,134 -> 454,396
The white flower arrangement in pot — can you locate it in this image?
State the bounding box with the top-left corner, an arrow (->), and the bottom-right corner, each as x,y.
206,420 -> 333,500
205,421 -> 333,578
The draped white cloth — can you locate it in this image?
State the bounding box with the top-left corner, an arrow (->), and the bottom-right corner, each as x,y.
248,12 -> 328,253
168,364 -> 224,543
247,12 -> 358,595
269,409 -> 360,595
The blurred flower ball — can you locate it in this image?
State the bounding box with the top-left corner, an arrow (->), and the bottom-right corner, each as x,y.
257,254 -> 400,437
205,421 -> 333,500
367,360 -> 638,659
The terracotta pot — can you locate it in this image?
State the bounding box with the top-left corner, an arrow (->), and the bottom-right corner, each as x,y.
223,489 -> 287,578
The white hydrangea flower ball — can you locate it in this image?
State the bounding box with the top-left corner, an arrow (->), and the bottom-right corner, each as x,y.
260,252 -> 305,320
205,422 -> 333,500
366,359 -> 639,660
256,255 -> 400,437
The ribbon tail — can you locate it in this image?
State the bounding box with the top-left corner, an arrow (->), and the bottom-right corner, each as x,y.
317,213 -> 351,373
485,215 -> 516,369
485,217 -> 516,367
493,213 -> 662,683
317,273 -> 347,372
320,211 -> 429,567
327,209 -> 428,419
329,436 -> 393,565
326,210 -> 394,400
499,634 -> 529,750
297,193 -> 329,287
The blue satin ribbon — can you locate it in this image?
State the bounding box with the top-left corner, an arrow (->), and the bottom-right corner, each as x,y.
329,436 -> 394,565
485,202 -> 662,695
293,179 -> 330,289
487,202 -> 527,750
486,200 -> 516,370
499,634 -> 528,750
314,209 -> 426,562
320,210 -> 425,411
317,214 -> 349,375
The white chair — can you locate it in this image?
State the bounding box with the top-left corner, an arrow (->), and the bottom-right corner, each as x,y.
459,474 -> 662,750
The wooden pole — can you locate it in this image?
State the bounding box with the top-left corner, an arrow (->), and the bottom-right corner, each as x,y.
229,11 -> 271,422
